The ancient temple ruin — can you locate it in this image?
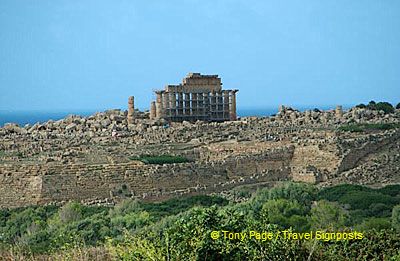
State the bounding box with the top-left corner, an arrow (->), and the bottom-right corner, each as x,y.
149,73 -> 238,122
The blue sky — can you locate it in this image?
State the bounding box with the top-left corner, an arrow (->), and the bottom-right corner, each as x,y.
0,0 -> 399,111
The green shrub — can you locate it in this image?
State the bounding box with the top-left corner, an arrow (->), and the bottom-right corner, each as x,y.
58,202 -> 84,224
318,184 -> 373,202
251,182 -> 316,217
377,185 -> 400,197
356,217 -> 392,231
261,199 -> 309,231
140,195 -> 228,220
338,124 -> 364,132
318,229 -> 400,260
392,205 -> 400,231
339,191 -> 398,211
130,154 -> 190,164
371,102 -> 394,114
109,199 -> 142,217
309,200 -> 349,230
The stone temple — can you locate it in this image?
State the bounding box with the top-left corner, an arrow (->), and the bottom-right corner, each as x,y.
149,73 -> 238,122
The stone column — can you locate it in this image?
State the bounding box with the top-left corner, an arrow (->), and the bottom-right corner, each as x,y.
203,92 -> 209,120
163,92 -> 169,118
335,105 -> 343,119
304,110 -> 311,123
223,91 -> 230,120
196,93 -> 202,117
155,91 -> 163,119
127,96 -> 135,124
229,90 -> 237,121
177,92 -> 184,117
192,93 -> 198,117
210,91 -> 216,119
150,101 -> 156,119
170,92 -> 176,117
184,93 -> 191,116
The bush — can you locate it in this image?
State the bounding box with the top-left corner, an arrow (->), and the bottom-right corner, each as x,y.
140,195 -> 228,220
109,199 -> 142,217
339,191 -> 398,211
338,124 -> 364,133
2,183 -> 400,258
309,200 -> 349,230
318,184 -> 373,202
396,103 -> 400,109
392,205 -> 400,231
261,199 -> 309,231
130,155 -> 190,165
318,229 -> 400,260
356,217 -> 392,231
58,202 -> 83,224
365,101 -> 394,114
378,184 -> 400,197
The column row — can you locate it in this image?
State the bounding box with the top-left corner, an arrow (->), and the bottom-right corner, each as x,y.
153,90 -> 237,121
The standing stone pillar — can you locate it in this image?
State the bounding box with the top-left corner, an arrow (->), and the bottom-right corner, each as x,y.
196,93 -> 203,117
335,105 -> 343,119
150,101 -> 156,119
155,91 -> 163,119
223,91 -> 230,120
184,93 -> 191,116
203,92 -> 209,120
210,91 -> 216,119
192,93 -> 198,117
169,92 -> 176,117
127,96 -> 135,124
163,92 -> 170,118
177,92 -> 184,118
229,90 -> 237,121
304,110 -> 311,123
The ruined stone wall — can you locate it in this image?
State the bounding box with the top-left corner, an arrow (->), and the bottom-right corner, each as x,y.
0,165 -> 43,208
290,144 -> 340,183
337,130 -> 400,174
0,147 -> 293,208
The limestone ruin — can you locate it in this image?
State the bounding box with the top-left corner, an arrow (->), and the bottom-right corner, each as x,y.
0,74 -> 399,208
149,73 -> 238,122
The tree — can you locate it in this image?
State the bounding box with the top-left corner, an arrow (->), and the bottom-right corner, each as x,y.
261,199 -> 309,231
310,200 -> 348,230
365,101 -> 394,114
374,102 -> 394,114
396,103 -> 400,110
392,205 -> 400,231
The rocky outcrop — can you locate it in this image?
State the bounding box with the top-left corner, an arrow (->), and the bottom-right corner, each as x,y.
0,105 -> 399,208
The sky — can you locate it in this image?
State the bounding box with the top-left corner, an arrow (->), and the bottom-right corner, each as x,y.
0,0 -> 399,111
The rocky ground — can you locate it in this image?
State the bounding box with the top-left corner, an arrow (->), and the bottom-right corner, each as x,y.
1,105 -> 400,190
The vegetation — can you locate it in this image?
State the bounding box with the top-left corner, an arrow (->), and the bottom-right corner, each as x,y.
356,101 -> 395,114
129,154 -> 190,164
396,102 -> 400,110
1,183 -> 400,260
338,122 -> 400,133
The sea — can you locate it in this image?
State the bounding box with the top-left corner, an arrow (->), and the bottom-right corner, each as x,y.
0,106 -> 345,127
